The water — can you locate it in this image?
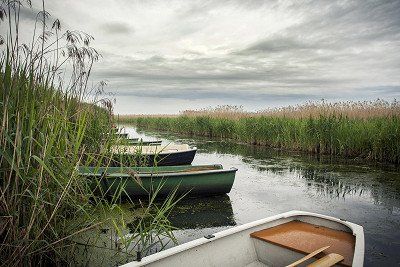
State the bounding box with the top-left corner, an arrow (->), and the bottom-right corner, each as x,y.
121,125 -> 400,266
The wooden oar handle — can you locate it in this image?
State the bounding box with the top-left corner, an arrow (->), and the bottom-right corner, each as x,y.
286,246 -> 330,267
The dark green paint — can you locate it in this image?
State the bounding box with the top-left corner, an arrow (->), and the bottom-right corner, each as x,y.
78,165 -> 237,197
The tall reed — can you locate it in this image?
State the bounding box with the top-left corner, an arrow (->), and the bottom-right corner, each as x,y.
124,102 -> 400,164
0,1 -> 177,266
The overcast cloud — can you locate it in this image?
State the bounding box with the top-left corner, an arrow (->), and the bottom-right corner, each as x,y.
15,0 -> 400,113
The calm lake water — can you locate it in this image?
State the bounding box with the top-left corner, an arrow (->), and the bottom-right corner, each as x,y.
123,125 -> 400,267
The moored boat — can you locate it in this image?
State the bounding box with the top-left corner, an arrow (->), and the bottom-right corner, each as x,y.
78,164 -> 237,197
127,140 -> 162,146
114,132 -> 129,138
118,138 -> 162,146
111,144 -> 197,166
121,210 -> 364,267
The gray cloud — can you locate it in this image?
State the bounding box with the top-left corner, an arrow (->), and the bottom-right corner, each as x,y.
115,88 -> 319,102
100,22 -> 133,35
18,5 -> 53,24
19,5 -> 39,22
236,36 -> 315,54
11,0 -> 400,113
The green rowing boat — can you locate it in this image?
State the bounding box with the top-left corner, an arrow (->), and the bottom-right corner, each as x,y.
78,164 -> 237,197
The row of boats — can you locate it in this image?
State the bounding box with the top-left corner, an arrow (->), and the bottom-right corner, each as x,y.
79,130 -> 238,197
78,129 -> 365,267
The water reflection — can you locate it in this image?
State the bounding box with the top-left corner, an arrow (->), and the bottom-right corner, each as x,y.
168,194 -> 236,229
299,168 -> 364,199
194,137 -> 400,202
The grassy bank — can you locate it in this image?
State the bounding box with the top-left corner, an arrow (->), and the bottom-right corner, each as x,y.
1,2 -> 176,266
121,103 -> 400,164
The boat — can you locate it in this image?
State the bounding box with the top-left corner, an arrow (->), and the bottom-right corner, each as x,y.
110,144 -> 197,166
121,210 -> 364,267
78,164 -> 237,197
119,138 -> 162,146
114,132 -> 129,138
127,139 -> 162,146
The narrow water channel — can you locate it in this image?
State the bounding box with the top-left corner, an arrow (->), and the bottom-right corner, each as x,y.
123,125 -> 400,267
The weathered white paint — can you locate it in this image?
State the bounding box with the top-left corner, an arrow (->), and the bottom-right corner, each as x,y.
111,144 -> 195,155
121,211 -> 364,267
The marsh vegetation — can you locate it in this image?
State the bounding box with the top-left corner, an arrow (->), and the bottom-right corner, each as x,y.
123,101 -> 400,164
0,1 -> 177,266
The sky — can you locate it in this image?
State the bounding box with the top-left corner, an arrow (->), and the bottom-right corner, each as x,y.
13,0 -> 400,114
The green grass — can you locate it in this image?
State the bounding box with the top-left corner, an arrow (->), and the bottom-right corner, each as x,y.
0,1 -> 177,266
125,115 -> 400,164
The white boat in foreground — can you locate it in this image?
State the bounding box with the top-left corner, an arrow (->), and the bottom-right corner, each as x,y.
122,211 -> 364,267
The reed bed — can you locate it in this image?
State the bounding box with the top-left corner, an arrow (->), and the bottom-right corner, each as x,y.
124,102 -> 400,164
1,1 -> 177,266
177,100 -> 400,119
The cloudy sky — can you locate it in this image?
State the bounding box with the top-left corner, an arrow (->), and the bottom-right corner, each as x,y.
16,0 -> 400,113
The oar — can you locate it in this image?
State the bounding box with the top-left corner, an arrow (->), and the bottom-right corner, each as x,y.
286,246 -> 330,267
307,253 -> 344,267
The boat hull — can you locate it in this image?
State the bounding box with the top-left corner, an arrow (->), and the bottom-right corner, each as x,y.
113,148 -> 197,166
121,211 -> 364,267
79,165 -> 237,197
148,148 -> 196,166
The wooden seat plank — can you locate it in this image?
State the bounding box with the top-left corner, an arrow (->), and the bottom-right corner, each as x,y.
250,221 -> 355,266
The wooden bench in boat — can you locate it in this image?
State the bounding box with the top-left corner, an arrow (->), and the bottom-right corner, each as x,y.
250,221 -> 355,266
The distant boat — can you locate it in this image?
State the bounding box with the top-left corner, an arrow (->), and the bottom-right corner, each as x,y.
105,131 -> 129,138
126,139 -> 162,146
112,132 -> 129,138
78,164 -> 237,197
121,210 -> 364,267
119,138 -> 162,146
111,144 -> 197,166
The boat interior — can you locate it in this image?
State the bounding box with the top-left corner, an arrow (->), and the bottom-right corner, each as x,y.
78,164 -> 224,176
249,220 -> 355,266
126,213 -> 360,267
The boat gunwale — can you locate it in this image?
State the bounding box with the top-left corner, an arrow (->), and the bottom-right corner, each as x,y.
78,164 -> 237,178
120,210 -> 364,267
112,147 -> 198,156
79,167 -> 238,178
127,142 -> 163,145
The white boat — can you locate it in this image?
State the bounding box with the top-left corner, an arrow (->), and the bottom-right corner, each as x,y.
122,211 -> 364,267
111,144 -> 194,155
